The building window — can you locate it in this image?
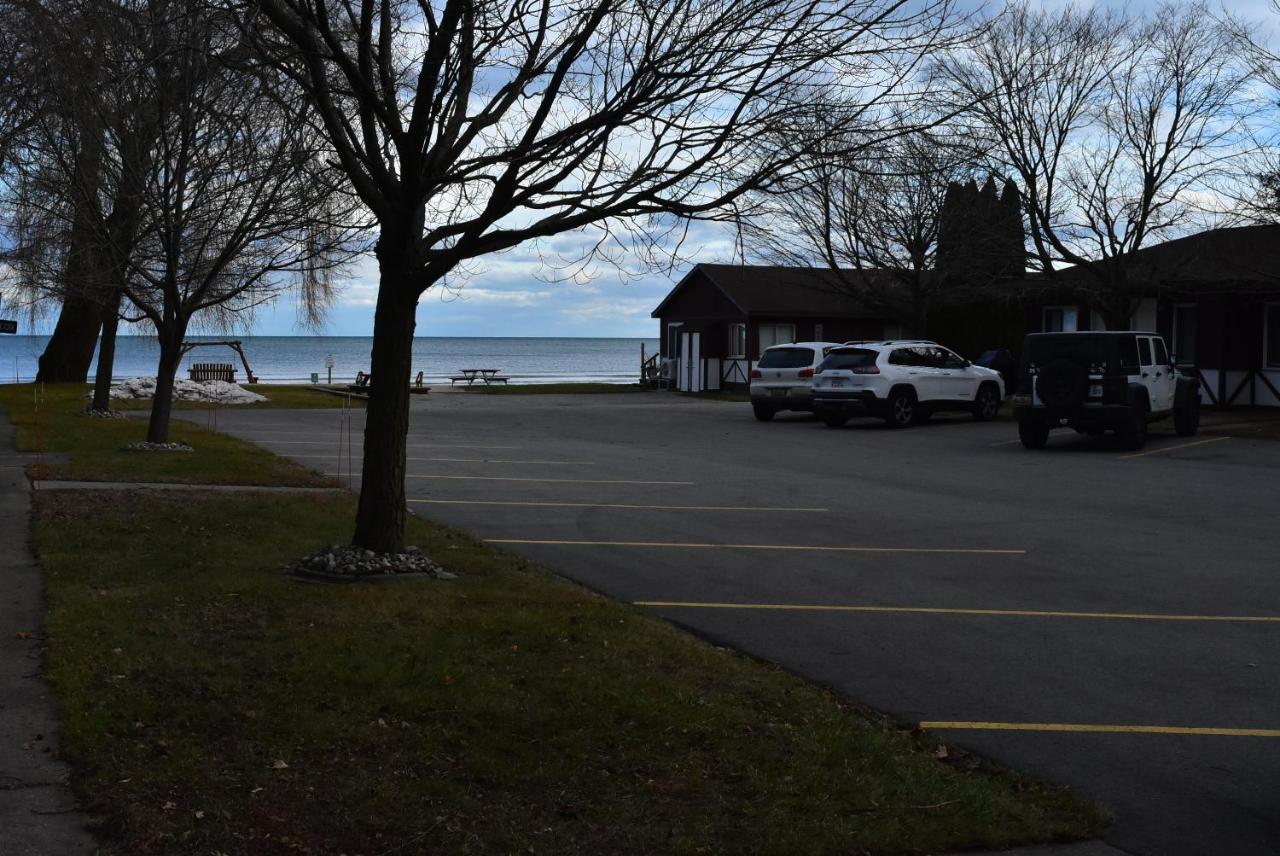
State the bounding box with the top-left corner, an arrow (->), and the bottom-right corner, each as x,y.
1267,304 -> 1280,369
1043,306 -> 1078,332
758,323 -> 796,350
813,323 -> 824,342
728,323 -> 746,359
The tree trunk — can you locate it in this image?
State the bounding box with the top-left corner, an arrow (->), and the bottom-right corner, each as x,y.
146,323 -> 187,444
90,290 -> 123,411
352,267 -> 419,554
37,293 -> 103,383
37,107 -> 107,384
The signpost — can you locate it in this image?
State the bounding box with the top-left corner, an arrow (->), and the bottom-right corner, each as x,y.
0,320 -> 16,334
324,353 -> 334,384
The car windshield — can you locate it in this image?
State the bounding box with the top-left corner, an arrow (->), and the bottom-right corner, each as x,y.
758,347 -> 815,369
819,349 -> 878,370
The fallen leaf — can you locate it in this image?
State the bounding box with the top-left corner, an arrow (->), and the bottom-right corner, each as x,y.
15,631 -> 34,640
271,759 -> 289,770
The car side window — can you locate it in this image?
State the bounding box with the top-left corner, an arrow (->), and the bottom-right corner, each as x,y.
919,347 -> 947,368
1138,337 -> 1153,366
888,349 -> 913,366
1119,336 -> 1141,371
939,349 -> 966,369
1153,338 -> 1170,366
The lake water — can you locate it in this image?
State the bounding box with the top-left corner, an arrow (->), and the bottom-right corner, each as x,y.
0,336 -> 660,385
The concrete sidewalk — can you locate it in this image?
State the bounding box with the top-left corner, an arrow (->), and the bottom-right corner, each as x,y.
0,413 -> 96,854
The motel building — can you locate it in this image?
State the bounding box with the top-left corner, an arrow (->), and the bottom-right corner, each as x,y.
652,226 -> 1280,407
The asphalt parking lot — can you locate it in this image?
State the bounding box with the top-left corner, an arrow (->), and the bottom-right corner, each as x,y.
210,392 -> 1280,856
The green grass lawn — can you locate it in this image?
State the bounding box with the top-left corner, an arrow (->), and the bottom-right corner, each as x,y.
36,489 -> 1106,855
459,382 -> 652,394
0,384 -> 330,486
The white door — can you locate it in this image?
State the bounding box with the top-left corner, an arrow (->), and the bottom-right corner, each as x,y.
933,347 -> 976,401
680,332 -> 703,392
1146,336 -> 1176,412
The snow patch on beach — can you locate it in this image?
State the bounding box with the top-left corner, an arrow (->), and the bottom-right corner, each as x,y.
104,377 -> 268,404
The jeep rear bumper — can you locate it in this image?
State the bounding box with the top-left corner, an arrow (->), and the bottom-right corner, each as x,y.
1014,403 -> 1141,427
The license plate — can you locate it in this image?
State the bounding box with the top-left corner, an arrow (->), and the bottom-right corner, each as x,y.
1089,385 -> 1103,398
829,379 -> 845,388
770,388 -> 787,397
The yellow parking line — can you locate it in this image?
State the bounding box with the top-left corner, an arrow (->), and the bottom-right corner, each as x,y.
411,499 -> 826,512
487,540 -> 1023,555
264,440 -> 520,449
632,601 -> 1280,622
329,474 -> 692,485
921,721 -> 1280,738
295,455 -> 595,465
1121,436 -> 1230,459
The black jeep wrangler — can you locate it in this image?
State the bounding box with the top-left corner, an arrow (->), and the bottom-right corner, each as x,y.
1010,332 -> 1201,451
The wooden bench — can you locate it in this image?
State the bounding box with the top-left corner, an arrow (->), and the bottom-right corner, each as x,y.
189,362 -> 236,382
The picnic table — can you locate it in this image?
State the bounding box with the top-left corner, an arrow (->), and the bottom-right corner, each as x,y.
449,368 -> 509,387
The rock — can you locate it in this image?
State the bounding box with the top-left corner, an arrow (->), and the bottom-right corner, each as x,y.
123,441 -> 195,453
288,544 -> 452,580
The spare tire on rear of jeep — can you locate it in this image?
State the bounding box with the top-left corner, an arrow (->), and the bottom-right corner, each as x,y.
1035,358 -> 1089,409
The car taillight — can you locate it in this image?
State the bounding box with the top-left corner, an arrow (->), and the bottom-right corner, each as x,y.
853,366 -> 879,374
798,368 -> 815,378
750,369 -> 762,379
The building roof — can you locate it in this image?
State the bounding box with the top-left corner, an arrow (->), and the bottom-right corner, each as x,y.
1056,224 -> 1280,292
652,264 -> 887,319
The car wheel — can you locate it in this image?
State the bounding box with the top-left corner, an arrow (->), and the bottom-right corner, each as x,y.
1173,398 -> 1200,437
1018,417 -> 1050,449
752,404 -> 776,422
884,389 -> 915,429
822,411 -> 848,428
972,384 -> 1001,421
1117,401 -> 1148,451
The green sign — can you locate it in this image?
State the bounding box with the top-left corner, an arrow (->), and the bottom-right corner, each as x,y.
0,320 -> 16,334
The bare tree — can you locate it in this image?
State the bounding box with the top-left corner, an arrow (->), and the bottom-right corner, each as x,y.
938,1 -> 1256,330
742,118 -> 996,335
3,0 -> 118,382
106,0 -> 355,442
4,0 -> 353,417
236,0 -> 962,552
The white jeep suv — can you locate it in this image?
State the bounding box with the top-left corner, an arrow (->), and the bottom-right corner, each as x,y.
810,341 -> 1005,428
749,341 -> 843,421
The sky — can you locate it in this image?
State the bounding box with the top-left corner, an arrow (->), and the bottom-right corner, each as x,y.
245,219 -> 740,339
